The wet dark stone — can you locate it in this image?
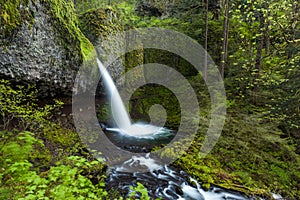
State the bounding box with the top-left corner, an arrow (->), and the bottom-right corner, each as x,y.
175,185 -> 184,195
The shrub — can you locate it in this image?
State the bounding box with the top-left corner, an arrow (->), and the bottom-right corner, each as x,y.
0,79 -> 63,131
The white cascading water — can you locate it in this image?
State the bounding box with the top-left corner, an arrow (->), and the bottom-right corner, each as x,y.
108,154 -> 249,200
97,59 -> 165,137
97,59 -> 131,129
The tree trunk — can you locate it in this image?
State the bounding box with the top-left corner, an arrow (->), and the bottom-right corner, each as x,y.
204,0 -> 208,81
220,0 -> 229,79
253,13 -> 264,105
265,11 -> 270,54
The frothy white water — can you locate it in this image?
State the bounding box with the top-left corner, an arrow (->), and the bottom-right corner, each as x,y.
119,153 -> 162,172
110,155 -> 250,200
106,122 -> 171,138
181,185 -> 204,199
98,59 -> 168,137
271,193 -> 285,200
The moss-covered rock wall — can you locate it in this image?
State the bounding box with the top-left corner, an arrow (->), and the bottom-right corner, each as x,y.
0,0 -> 93,96
78,7 -> 125,86
78,7 -> 145,91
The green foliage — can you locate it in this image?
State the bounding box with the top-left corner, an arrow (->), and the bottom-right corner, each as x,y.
0,79 -> 111,199
93,1 -> 300,198
0,79 -> 63,131
0,79 -> 84,163
226,0 -> 299,107
270,53 -> 300,129
128,182 -> 150,200
176,112 -> 300,198
0,131 -> 47,199
2,0 -> 300,199
223,0 -> 300,158
116,2 -> 187,31
0,131 -> 108,199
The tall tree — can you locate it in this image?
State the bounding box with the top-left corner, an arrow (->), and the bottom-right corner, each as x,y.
220,0 -> 229,78
204,0 -> 208,81
253,12 -> 264,105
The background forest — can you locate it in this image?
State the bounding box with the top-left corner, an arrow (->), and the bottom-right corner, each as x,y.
0,0 -> 300,199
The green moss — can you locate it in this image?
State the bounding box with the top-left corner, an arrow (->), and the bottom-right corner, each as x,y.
43,126 -> 80,147
174,112 -> 300,198
0,0 -> 34,43
0,0 -> 93,60
78,6 -> 146,74
78,7 -> 123,44
129,85 -> 181,129
39,0 -> 93,61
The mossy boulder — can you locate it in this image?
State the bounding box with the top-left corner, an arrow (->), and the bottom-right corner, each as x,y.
0,0 -> 93,96
78,8 -> 123,45
78,7 -> 125,85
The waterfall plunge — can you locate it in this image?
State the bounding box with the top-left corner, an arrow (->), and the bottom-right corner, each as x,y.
97,59 -> 166,137
97,59 -> 131,129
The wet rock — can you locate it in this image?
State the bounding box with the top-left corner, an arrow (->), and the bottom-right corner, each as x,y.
0,0 -> 84,97
135,3 -> 162,17
175,185 -> 184,195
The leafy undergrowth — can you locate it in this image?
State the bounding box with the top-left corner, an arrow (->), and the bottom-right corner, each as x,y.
175,111 -> 300,199
0,80 -> 108,199
0,131 -> 108,200
0,79 -> 154,199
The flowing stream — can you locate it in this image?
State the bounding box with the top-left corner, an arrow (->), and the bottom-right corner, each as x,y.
97,59 -> 282,200
106,154 -> 250,200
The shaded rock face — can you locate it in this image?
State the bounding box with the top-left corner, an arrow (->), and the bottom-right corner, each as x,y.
135,0 -> 221,17
0,0 -> 82,97
135,3 -> 162,17
78,8 -> 126,93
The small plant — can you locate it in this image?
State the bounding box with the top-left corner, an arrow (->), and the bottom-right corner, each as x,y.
128,182 -> 150,200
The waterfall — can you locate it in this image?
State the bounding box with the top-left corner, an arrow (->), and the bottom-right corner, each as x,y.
97,59 -> 131,130
97,59 -> 169,137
